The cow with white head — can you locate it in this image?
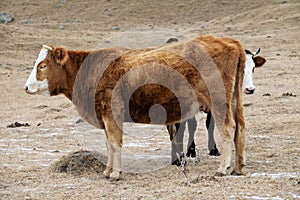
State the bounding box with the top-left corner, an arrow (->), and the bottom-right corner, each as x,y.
243,48 -> 266,94
170,48 -> 266,165
25,45 -> 52,95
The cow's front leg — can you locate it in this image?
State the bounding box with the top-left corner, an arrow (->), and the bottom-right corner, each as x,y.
106,140 -> 122,180
102,114 -> 123,180
103,145 -> 112,178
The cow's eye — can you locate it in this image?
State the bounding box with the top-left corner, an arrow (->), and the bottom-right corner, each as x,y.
38,64 -> 47,70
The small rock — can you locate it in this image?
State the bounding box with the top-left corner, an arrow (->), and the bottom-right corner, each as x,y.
54,115 -> 67,119
103,8 -> 109,14
111,26 -> 120,31
59,25 -> 65,30
34,105 -> 48,109
225,27 -> 232,32
76,119 -> 84,124
263,93 -> 271,96
21,20 -> 33,25
200,22 -> 206,29
267,153 -> 276,158
0,12 -> 14,24
166,38 -> 178,44
49,150 -> 60,153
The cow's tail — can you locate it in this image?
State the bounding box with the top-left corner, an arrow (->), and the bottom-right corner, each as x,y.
233,47 -> 246,170
235,49 -> 246,129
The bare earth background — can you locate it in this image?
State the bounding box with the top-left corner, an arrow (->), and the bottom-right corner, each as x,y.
0,0 -> 299,199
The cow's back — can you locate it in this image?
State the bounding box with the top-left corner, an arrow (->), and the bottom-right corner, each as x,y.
94,35 -> 245,125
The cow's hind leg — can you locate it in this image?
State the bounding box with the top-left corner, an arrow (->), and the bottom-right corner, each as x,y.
102,114 -> 123,180
206,112 -> 220,156
168,122 -> 185,166
231,122 -> 246,175
215,112 -> 235,176
186,117 -> 197,158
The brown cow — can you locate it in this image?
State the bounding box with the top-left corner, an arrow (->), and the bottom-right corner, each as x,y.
25,35 -> 246,180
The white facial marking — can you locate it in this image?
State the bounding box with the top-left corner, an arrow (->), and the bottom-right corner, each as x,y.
242,54 -> 256,93
25,47 -> 50,96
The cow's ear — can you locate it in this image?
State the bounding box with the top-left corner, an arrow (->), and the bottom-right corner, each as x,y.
53,47 -> 69,65
253,56 -> 266,67
47,44 -> 55,50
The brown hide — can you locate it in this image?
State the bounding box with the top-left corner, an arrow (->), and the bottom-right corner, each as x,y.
44,35 -> 245,131
94,48 -> 204,127
93,36 -> 245,129
73,47 -> 130,128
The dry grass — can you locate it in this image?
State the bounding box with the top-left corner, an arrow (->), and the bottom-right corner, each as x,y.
49,150 -> 107,175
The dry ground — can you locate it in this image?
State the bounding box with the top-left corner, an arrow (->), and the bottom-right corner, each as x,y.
0,0 -> 299,199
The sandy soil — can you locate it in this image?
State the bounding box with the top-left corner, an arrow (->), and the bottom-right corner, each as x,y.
0,0 -> 299,199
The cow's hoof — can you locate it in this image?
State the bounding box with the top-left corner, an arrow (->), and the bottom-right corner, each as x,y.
214,172 -> 226,177
171,159 -> 187,167
186,150 -> 196,158
103,170 -> 110,178
110,171 -> 121,181
172,153 -> 186,166
171,159 -> 181,166
231,170 -> 246,176
209,147 -> 220,156
187,141 -> 196,158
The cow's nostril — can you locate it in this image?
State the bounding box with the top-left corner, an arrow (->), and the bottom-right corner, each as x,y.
25,86 -> 28,91
246,88 -> 255,94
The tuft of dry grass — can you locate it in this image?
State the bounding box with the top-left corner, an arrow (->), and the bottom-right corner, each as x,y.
49,150 -> 107,175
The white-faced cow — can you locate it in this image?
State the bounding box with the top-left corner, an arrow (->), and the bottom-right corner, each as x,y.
25,35 -> 247,180
169,49 -> 266,165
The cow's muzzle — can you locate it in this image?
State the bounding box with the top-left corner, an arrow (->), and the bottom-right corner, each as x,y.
25,86 -> 34,94
245,88 -> 255,95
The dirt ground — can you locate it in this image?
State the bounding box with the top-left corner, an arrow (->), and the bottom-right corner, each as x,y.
0,0 -> 299,199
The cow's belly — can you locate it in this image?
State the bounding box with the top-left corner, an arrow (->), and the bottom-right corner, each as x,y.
124,84 -> 201,125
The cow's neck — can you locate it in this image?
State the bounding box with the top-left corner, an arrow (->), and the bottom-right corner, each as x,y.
58,48 -> 127,101
60,50 -> 91,100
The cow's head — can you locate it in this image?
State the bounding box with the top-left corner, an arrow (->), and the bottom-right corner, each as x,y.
243,48 -> 266,94
25,45 -> 70,97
